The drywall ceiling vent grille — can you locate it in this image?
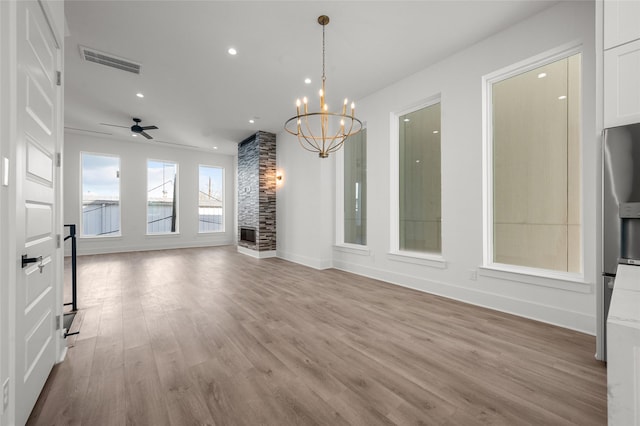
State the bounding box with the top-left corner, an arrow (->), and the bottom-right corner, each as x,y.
79,45 -> 141,74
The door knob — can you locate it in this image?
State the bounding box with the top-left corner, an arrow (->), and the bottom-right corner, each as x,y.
22,254 -> 42,269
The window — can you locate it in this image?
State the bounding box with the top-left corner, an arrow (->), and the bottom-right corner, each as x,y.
198,165 -> 224,233
147,160 -> 178,234
488,52 -> 581,273
344,129 -> 367,245
81,153 -> 120,237
399,102 -> 442,254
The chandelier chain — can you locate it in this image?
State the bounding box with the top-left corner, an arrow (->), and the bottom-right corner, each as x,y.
322,21 -> 326,82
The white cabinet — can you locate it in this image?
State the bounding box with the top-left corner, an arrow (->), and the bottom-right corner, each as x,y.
607,265 -> 640,426
604,38 -> 640,127
604,0 -> 640,49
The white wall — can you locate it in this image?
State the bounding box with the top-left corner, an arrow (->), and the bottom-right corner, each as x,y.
0,2 -> 11,424
64,132 -> 236,255
276,134 -> 334,269
276,1 -> 598,334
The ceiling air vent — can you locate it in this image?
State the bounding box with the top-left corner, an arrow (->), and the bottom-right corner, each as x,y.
79,45 -> 141,74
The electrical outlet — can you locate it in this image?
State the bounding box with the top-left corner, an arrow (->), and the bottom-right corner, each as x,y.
469,269 -> 478,281
2,378 -> 8,414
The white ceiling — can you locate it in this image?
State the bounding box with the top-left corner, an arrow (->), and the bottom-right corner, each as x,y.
64,0 -> 557,155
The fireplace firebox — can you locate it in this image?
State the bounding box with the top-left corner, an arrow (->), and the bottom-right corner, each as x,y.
240,227 -> 256,243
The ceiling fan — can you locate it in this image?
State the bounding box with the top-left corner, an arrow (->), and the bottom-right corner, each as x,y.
100,117 -> 158,139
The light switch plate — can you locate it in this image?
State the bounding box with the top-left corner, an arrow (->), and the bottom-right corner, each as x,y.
2,157 -> 8,186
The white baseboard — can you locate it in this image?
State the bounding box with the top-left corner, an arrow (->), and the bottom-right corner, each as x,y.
57,345 -> 68,363
65,239 -> 234,256
276,250 -> 332,270
237,246 -> 277,259
332,258 -> 595,335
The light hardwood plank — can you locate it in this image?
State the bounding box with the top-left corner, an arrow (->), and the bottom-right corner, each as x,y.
28,246 -> 606,425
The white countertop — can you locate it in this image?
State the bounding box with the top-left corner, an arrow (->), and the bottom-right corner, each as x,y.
608,264 -> 640,329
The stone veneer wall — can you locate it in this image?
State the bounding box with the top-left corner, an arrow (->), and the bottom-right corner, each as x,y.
237,131 -> 276,251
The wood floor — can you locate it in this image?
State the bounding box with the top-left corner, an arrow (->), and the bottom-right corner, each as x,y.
28,246 -> 606,425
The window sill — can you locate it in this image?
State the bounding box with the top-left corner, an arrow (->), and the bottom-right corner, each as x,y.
333,244 -> 371,256
79,235 -> 122,240
478,264 -> 590,293
197,230 -> 226,236
146,232 -> 180,237
387,251 -> 447,269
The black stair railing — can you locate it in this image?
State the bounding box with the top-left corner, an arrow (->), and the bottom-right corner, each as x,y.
63,224 -> 78,312
63,224 -> 79,338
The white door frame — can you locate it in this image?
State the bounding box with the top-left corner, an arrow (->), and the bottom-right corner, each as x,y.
0,1 -> 64,425
0,0 -> 15,424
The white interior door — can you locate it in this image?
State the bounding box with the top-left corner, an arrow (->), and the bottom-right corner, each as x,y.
14,1 -> 60,424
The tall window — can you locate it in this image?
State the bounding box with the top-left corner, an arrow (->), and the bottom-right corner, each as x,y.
147,160 -> 178,234
81,153 -> 120,237
198,165 -> 224,233
344,129 -> 367,245
489,52 -> 581,273
399,102 -> 441,254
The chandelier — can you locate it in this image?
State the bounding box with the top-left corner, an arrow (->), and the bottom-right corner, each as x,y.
284,15 -> 363,158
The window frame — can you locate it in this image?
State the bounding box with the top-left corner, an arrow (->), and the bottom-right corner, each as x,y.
335,127 -> 369,251
481,43 -> 586,283
389,95 -> 446,268
197,164 -> 225,234
79,151 -> 122,239
146,158 -> 179,235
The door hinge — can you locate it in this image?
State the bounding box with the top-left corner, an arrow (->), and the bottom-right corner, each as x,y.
56,152 -> 61,167
56,315 -> 61,330
56,234 -> 61,248
56,70 -> 62,86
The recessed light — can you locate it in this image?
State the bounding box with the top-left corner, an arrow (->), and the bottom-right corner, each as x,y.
416,160 -> 420,163
249,119 -> 255,124
132,134 -> 138,137
403,118 -> 410,122
228,47 -> 237,55
213,146 -> 218,150
537,72 -> 547,79
136,92 -> 144,98
433,130 -> 439,134
558,95 -> 567,100
304,78 -> 311,84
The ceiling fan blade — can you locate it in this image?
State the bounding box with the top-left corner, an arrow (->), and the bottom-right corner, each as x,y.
100,123 -> 129,129
141,125 -> 158,130
140,131 -> 153,139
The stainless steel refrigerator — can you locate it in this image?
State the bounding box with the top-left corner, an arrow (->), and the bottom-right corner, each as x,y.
600,122 -> 640,361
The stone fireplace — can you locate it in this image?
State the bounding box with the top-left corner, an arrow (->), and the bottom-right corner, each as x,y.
237,131 -> 276,258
